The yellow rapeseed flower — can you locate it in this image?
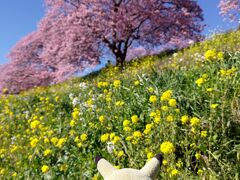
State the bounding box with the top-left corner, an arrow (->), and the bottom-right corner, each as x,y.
197,169 -> 204,175
217,52 -> 224,60
150,111 -> 157,118
41,165 -> 49,173
113,80 -> 121,88
126,136 -> 133,141
60,164 -> 68,172
160,141 -> 175,155
0,168 -> 5,175
80,133 -> 88,141
201,131 -> 207,137
163,160 -> 168,166
133,131 -> 142,138
92,174 -> 99,180
110,133 -> 115,140
210,103 -> 219,109
72,111 -> 79,120
148,87 -> 154,93
117,150 -> 124,158
111,136 -> 120,144
149,95 -> 157,103
134,80 -> 140,86
195,153 -> 201,160
30,138 -> 39,148
56,138 -> 67,148
176,160 -> 183,168
154,116 -> 161,124
160,90 -> 172,101
77,142 -> 83,148
99,115 -> 105,123
195,78 -> 204,87
30,120 -> 40,129
161,106 -> 169,112
170,169 -> 179,177
123,127 -> 132,132
51,137 -> 58,145
166,115 -> 174,122
131,115 -> 139,124
207,88 -> 213,92
168,99 -> 177,107
204,49 -> 216,60
181,115 -> 189,124
123,120 -> 130,127
115,101 -> 124,107
44,149 -> 52,156
70,120 -> 76,127
145,124 -> 153,131
190,117 -> 200,126
100,134 -> 109,143
147,152 -> 153,160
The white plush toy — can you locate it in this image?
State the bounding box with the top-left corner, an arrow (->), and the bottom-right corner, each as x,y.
95,154 -> 163,180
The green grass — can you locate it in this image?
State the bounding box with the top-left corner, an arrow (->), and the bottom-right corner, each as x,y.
0,29 -> 240,179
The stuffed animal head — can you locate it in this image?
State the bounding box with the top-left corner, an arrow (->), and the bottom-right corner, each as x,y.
95,154 -> 163,180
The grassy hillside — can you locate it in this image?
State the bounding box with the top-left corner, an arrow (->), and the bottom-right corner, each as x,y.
0,30 -> 240,179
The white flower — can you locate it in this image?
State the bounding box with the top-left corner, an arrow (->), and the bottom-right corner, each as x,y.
72,97 -> 80,106
107,142 -> 115,153
79,82 -> 87,89
173,53 -> 178,57
23,111 -> 30,119
91,105 -> 96,110
69,93 -> 74,99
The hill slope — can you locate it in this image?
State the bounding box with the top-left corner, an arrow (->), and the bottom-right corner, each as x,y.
0,30 -> 240,179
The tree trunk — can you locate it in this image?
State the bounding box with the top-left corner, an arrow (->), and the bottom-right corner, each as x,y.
115,52 -> 126,70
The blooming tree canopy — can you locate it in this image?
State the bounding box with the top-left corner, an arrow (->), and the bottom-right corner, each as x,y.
39,0 -> 203,67
219,0 -> 240,22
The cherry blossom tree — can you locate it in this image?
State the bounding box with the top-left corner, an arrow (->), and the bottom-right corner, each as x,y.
39,0 -> 204,67
219,0 -> 240,22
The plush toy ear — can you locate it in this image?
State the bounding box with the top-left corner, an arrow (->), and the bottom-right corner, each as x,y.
140,154 -> 163,179
95,156 -> 117,178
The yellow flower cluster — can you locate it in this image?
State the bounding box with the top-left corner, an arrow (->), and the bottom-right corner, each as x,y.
41,165 -> 49,173
160,90 -> 172,101
204,49 -> 216,60
56,138 -> 67,148
131,115 -> 139,124
43,149 -> 52,156
190,117 -> 200,126
30,120 -> 40,129
97,81 -> 109,88
80,133 -> 88,141
149,95 -> 157,103
144,123 -> 153,134
113,80 -> 121,88
219,67 -> 238,77
205,49 -> 224,61
115,101 -> 124,107
195,73 -> 208,87
160,141 -> 175,155
72,108 -> 79,120
99,115 -> 105,123
30,137 -> 39,148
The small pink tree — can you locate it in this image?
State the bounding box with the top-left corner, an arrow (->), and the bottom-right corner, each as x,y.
219,0 -> 240,22
0,62 -> 54,94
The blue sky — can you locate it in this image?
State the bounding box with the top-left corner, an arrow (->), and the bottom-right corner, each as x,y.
0,0 -> 238,65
